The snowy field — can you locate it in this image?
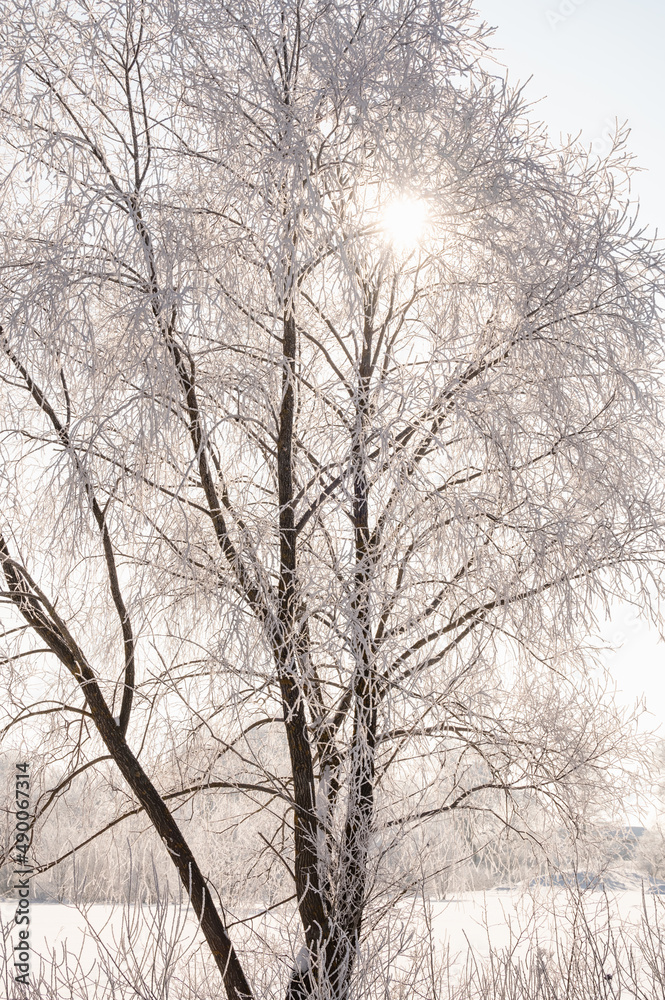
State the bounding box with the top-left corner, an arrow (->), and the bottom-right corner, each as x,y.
2,887 -> 663,996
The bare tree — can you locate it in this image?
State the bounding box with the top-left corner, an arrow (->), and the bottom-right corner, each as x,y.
0,2 -> 663,998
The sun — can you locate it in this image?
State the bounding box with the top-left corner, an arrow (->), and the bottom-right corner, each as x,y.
382,196 -> 429,248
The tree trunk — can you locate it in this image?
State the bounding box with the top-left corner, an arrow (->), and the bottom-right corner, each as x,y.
0,537 -> 253,1000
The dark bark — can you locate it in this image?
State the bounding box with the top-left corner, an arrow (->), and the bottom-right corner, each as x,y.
0,536 -> 253,1000
0,332 -> 136,736
277,309 -> 331,959
335,284 -> 378,963
276,304 -> 353,1000
288,286 -> 380,1000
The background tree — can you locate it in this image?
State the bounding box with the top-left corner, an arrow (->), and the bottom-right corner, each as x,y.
0,1 -> 663,998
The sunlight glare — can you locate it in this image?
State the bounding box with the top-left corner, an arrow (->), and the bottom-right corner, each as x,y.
382,196 -> 428,248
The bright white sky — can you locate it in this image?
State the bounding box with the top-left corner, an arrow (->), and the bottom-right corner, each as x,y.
475,0 -> 665,231
472,0 -> 665,748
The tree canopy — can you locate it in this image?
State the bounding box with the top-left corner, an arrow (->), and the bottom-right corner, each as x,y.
0,3 -> 664,998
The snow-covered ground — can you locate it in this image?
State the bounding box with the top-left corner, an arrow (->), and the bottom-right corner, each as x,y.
431,889 -> 651,973
1,888 -> 662,996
